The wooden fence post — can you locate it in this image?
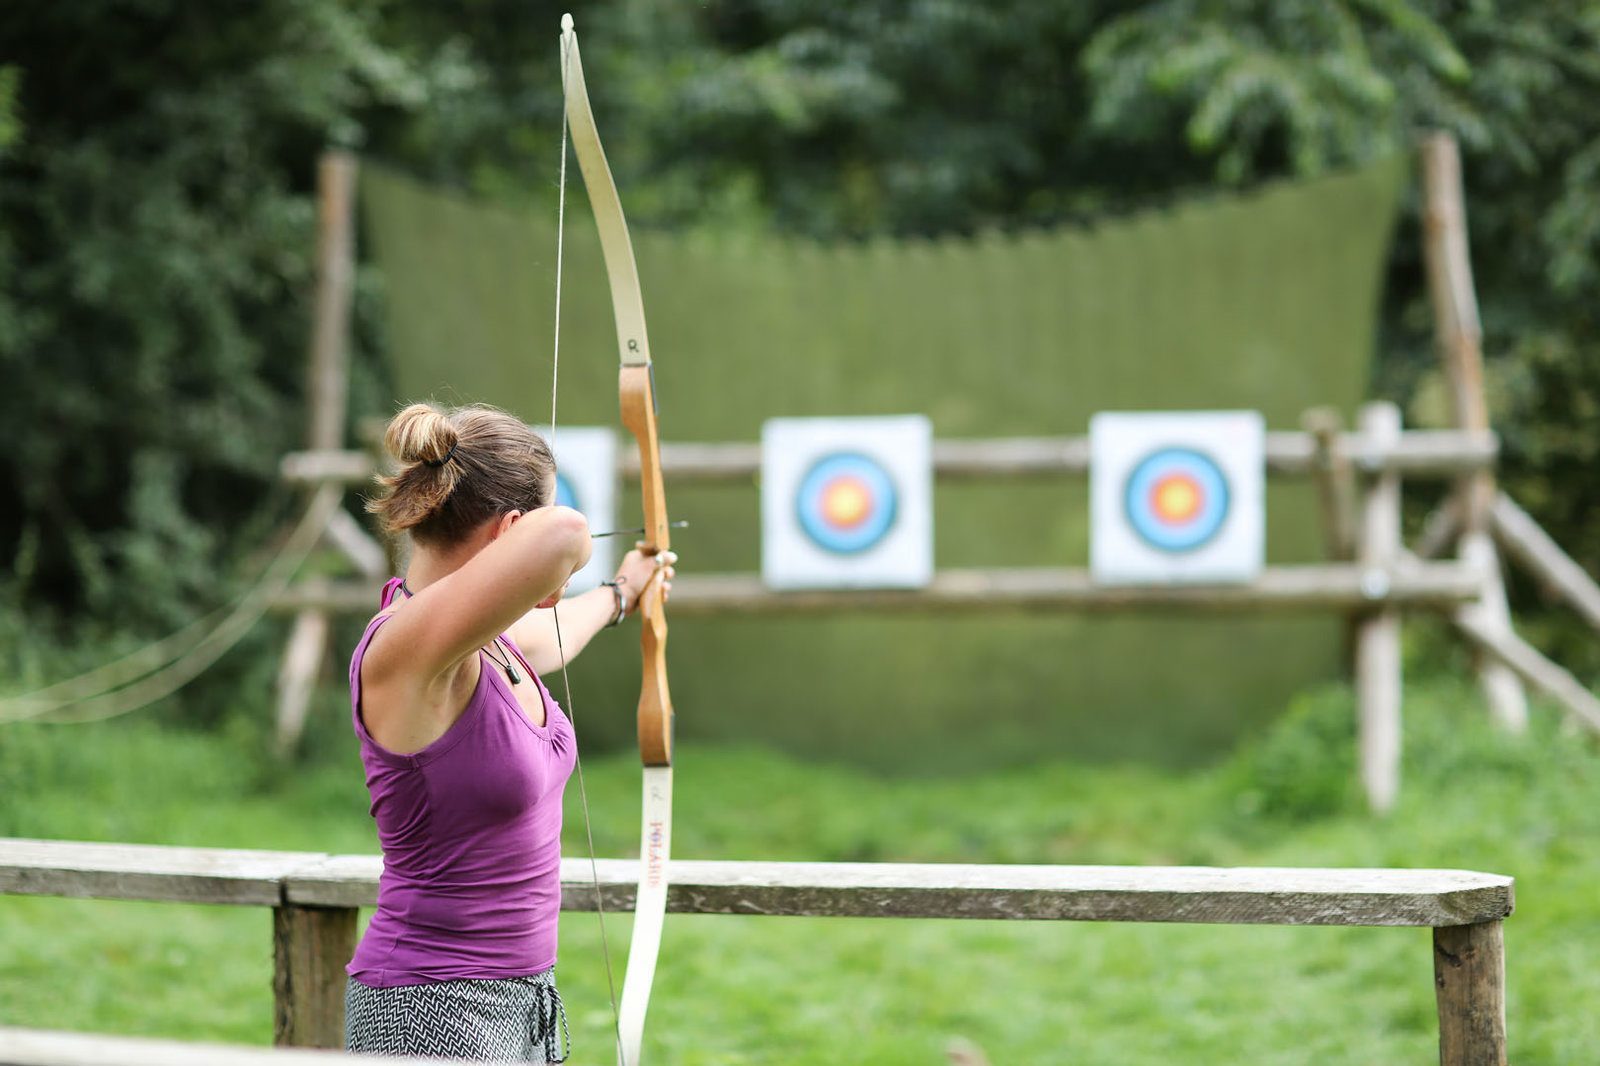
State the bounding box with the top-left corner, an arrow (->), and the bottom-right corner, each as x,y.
1356,402 -> 1403,812
272,904 -> 358,1048
1302,406 -> 1358,562
1419,132 -> 1527,733
1434,920 -> 1508,1065
275,150 -> 360,757
306,151 -> 358,462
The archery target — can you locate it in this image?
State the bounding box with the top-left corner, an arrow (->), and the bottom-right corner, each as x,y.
535,425 -> 616,593
1091,411 -> 1264,584
554,472 -> 580,511
796,452 -> 898,555
762,416 -> 932,589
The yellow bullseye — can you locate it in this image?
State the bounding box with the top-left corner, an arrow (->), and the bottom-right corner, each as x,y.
820,477 -> 873,529
1151,474 -> 1202,524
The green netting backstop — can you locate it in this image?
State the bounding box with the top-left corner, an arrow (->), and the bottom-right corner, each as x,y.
360,157 -> 1406,771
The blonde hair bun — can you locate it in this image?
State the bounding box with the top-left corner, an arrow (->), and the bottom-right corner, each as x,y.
385,403 -> 460,467
367,402 -> 556,543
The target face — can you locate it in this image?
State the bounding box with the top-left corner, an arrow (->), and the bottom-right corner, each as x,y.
554,471 -> 580,511
534,426 -> 616,593
762,415 -> 933,589
1090,411 -> 1264,585
796,452 -> 898,555
1124,447 -> 1230,553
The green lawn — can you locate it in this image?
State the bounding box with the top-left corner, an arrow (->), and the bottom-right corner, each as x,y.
1,677 -> 1595,1063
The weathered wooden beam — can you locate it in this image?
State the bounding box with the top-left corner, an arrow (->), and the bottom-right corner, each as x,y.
1452,607 -> 1600,734
1303,407 -> 1358,562
0,1026 -> 475,1065
1356,403 -> 1403,813
1434,921 -> 1508,1066
271,152 -> 358,765
280,449 -> 375,485
1490,492 -> 1600,634
2,840 -> 1513,929
279,430 -> 1498,488
272,905 -> 357,1049
1420,133 -> 1495,530
321,508 -> 388,580
1460,531 -> 1531,733
286,855 -> 1514,928
305,152 -> 357,457
1419,132 -> 1528,734
270,563 -> 1485,618
1415,497 -> 1464,560
273,610 -> 329,759
0,839 -> 311,906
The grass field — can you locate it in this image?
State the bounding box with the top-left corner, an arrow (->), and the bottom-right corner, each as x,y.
1,676 -> 1596,1063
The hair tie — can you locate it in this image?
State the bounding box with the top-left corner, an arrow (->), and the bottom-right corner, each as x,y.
422,441 -> 459,469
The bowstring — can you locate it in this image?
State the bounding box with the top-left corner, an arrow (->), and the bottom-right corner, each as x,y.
551,25 -> 624,1058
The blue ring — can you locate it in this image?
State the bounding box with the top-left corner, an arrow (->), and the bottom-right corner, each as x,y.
555,471 -> 580,512
795,452 -> 898,555
1123,447 -> 1230,553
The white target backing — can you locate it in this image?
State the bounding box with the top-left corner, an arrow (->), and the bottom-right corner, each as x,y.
1090,411 -> 1264,585
536,425 -> 616,593
761,415 -> 933,589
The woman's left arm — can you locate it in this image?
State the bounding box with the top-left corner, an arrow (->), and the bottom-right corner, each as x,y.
509,549 -> 675,675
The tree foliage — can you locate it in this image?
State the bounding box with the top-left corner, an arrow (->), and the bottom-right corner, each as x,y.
0,2 -> 439,625
2,0 -> 1597,656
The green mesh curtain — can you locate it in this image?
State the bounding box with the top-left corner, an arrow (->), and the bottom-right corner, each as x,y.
360,158 -> 1406,771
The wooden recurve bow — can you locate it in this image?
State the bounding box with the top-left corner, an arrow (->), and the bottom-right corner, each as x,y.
560,15 -> 674,1066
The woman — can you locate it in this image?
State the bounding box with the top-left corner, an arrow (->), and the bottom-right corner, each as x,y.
344,402 -> 674,1063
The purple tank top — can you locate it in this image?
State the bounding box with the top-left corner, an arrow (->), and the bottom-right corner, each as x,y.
347,578 -> 576,987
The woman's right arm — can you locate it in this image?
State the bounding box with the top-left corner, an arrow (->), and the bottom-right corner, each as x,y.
363,507 -> 592,691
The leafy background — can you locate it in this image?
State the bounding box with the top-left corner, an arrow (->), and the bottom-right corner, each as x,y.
2,4 -> 1597,1061
2,0 -> 1597,719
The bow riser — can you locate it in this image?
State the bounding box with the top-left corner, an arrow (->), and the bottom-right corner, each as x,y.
620,365 -> 674,767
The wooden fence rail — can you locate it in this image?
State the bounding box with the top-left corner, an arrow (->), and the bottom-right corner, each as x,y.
270,562 -> 1484,617
279,429 -> 1498,487
1,838 -> 1512,1064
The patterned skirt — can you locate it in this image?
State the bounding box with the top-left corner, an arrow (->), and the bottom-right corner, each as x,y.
345,970 -> 569,1063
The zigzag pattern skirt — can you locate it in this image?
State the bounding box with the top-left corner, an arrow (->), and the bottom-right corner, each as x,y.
345,971 -> 569,1063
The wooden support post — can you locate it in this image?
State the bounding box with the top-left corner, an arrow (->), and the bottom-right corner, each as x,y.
1490,492 -> 1600,634
306,152 -> 358,458
1356,402 -> 1403,813
272,904 -> 357,1048
323,508 -> 388,580
1461,532 -> 1529,733
1303,406 -> 1358,561
275,151 -> 360,756
1453,607 -> 1600,734
1434,921 -> 1507,1066
273,611 -> 331,757
1420,132 -> 1527,733
1415,496 -> 1464,560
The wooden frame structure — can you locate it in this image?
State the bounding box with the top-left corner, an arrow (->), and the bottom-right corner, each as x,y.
272,151 -> 389,758
1,837 -> 1513,1064
273,135 -> 1600,813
